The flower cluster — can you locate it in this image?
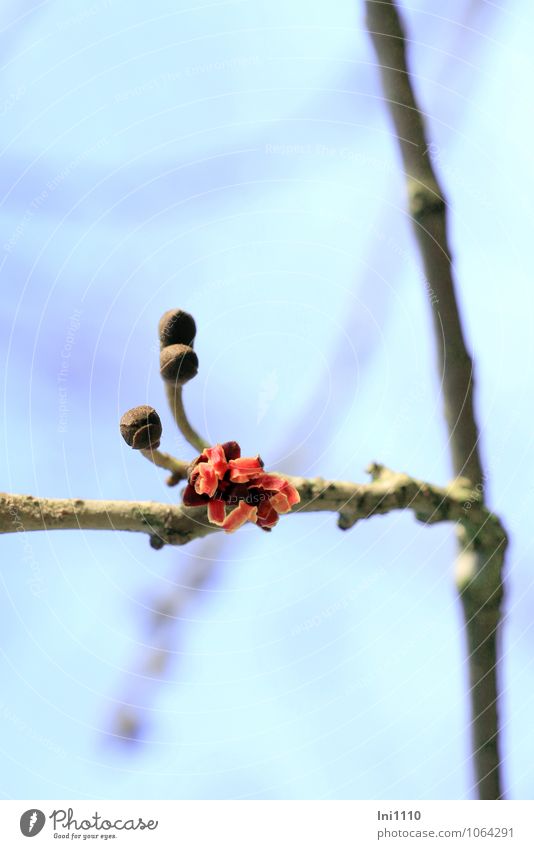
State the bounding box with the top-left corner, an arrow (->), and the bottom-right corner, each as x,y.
182,442 -> 300,532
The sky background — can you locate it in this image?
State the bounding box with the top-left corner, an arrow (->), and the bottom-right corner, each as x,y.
0,0 -> 533,800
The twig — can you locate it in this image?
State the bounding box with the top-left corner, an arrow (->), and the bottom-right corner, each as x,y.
0,465 -> 506,549
139,448 -> 189,484
164,383 -> 209,454
364,0 -> 507,798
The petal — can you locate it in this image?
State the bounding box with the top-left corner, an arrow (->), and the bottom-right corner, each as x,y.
254,473 -> 286,490
222,501 -> 258,533
260,476 -> 300,507
256,501 -> 279,528
182,483 -> 209,507
228,456 -> 264,483
194,463 -> 218,497
204,444 -> 229,478
269,491 -> 291,514
284,483 -> 301,507
187,451 -> 207,476
221,441 -> 241,461
207,499 -> 226,526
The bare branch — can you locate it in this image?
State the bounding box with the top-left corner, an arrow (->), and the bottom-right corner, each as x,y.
0,465 -> 506,549
0,491 -> 214,546
364,0 -> 482,488
365,0 -> 506,799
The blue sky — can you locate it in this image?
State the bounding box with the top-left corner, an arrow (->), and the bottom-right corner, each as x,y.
0,0 -> 533,799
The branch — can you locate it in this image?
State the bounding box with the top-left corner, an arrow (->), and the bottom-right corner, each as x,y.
0,464 -> 506,549
365,0 -> 506,799
0,490 -> 215,547
111,536 -> 221,743
364,0 -> 482,487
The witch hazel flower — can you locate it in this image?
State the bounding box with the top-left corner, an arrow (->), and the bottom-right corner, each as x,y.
182,441 -> 300,532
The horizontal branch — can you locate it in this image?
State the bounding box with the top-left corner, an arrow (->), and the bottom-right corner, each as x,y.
0,464 -> 506,549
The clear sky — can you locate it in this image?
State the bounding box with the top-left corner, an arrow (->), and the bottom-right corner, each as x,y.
0,0 -> 533,799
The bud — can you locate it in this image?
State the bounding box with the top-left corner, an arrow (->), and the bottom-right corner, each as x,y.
149,534 -> 165,550
160,343 -> 198,384
158,309 -> 196,348
120,405 -> 162,450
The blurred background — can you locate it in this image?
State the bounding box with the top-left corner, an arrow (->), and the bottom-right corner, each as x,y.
0,0 -> 533,800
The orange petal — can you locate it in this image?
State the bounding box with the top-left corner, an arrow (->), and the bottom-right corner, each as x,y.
204,444 -> 229,478
228,456 -> 264,483
194,463 -> 218,497
208,499 -> 226,526
282,482 -> 300,507
222,501 -> 258,533
269,491 -> 291,514
256,475 -> 301,507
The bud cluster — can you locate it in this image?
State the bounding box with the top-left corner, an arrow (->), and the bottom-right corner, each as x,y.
119,308 -> 198,451
158,309 -> 198,385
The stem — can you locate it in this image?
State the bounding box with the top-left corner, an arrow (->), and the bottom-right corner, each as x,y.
365,0 -> 507,798
164,383 -> 209,454
139,448 -> 188,483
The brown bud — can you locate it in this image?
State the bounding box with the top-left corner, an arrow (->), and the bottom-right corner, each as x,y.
158,309 -> 196,348
120,405 -> 162,450
159,344 -> 198,384
149,534 -> 165,550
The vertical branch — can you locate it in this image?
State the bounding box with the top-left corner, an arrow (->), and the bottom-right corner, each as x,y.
364,0 -> 506,799
365,0 -> 482,487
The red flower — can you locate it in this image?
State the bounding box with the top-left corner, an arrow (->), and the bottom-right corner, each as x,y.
182,441 -> 300,533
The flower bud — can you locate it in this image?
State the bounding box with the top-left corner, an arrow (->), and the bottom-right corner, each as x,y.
158,309 -> 196,348
160,344 -> 198,384
120,405 -> 162,450
149,534 -> 165,550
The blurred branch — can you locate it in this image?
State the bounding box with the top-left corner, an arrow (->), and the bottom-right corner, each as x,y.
0,464 -> 506,548
112,537 -> 221,743
365,0 -> 507,799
